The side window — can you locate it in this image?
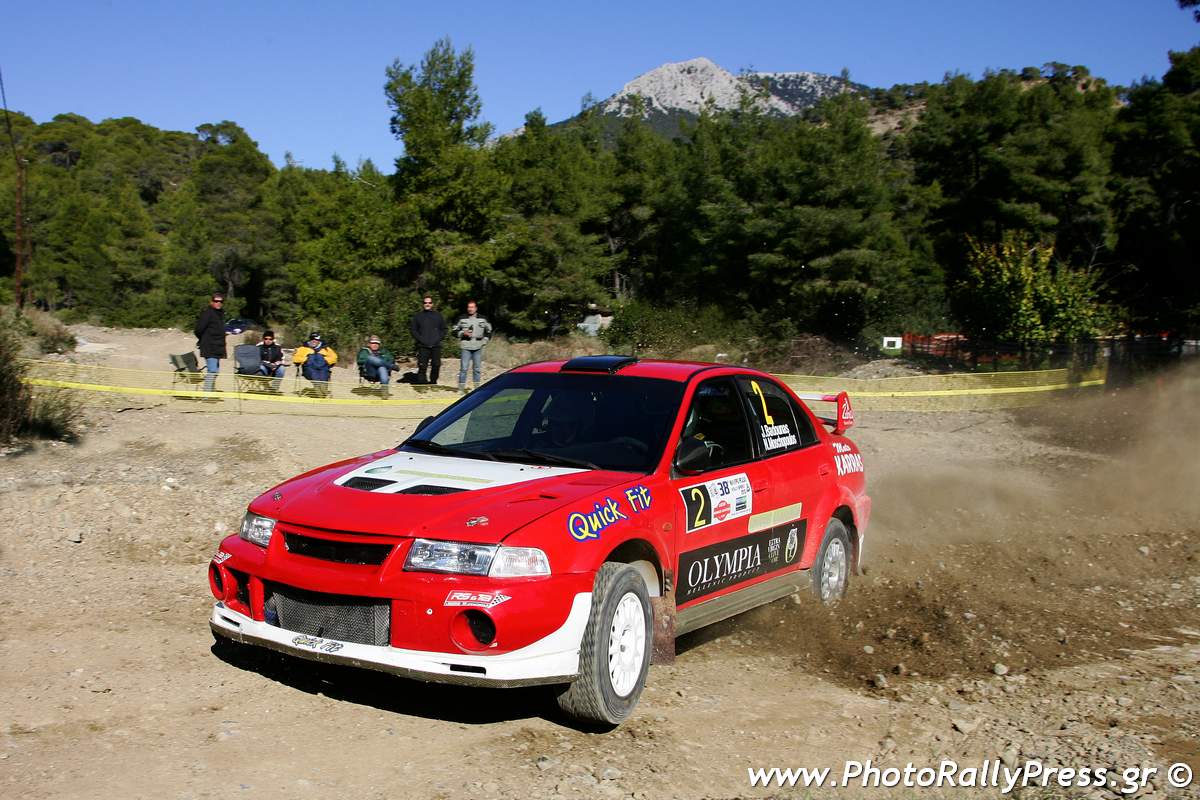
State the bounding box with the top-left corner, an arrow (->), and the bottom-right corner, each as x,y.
737,377 -> 815,455
678,378 -> 754,468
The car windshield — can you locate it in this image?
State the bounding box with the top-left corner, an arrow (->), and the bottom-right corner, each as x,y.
401,372 -> 684,473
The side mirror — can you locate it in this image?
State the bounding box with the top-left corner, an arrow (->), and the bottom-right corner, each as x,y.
414,415 -> 435,434
674,437 -> 711,474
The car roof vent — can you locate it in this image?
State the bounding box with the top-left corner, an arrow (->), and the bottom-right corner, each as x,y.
560,355 -> 639,374
397,485 -> 468,495
342,476 -> 397,491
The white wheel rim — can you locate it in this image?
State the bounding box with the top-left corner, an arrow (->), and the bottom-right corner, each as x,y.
820,538 -> 847,603
607,592 -> 647,697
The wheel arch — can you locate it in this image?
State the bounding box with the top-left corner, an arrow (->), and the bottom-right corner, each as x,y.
830,504 -> 861,574
603,538 -> 663,598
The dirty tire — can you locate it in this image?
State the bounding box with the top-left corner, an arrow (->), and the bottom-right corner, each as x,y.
556,563 -> 652,726
811,518 -> 851,606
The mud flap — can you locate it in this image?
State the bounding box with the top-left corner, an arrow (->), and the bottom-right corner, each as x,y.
650,589 -> 676,665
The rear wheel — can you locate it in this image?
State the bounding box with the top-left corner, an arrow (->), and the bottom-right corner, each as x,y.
811,518 -> 851,606
556,563 -> 651,726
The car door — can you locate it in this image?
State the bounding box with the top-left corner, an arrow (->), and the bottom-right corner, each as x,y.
670,377 -> 775,608
734,375 -> 829,571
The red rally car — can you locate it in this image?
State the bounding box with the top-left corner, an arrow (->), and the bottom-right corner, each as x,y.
208,355 -> 870,725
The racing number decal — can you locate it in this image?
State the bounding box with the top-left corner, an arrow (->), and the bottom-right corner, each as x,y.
750,381 -> 775,425
679,473 -> 752,533
685,485 -> 712,530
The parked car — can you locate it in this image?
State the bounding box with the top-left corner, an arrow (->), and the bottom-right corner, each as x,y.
207,355 -> 870,725
224,318 -> 261,335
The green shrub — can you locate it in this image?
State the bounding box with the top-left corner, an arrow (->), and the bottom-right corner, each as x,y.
23,308 -> 77,354
0,309 -> 83,444
24,388 -> 84,442
0,322 -> 31,443
601,301 -> 747,358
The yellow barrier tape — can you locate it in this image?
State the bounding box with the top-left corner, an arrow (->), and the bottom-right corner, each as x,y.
810,378 -> 1106,398
25,378 -> 458,407
24,375 -> 1106,403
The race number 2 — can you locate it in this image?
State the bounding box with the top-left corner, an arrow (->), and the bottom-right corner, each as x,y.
682,484 -> 712,530
679,473 -> 752,533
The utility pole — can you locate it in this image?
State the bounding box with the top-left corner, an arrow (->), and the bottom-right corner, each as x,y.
12,154 -> 24,308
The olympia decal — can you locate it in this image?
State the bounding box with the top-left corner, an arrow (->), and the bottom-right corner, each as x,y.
679,473 -> 752,532
677,520 -> 806,603
567,484 -> 652,542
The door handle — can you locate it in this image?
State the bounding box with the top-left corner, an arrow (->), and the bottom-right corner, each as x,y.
752,480 -> 768,494
818,464 -> 831,476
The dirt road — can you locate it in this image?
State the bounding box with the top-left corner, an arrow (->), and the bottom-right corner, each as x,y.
3,329 -> 1199,799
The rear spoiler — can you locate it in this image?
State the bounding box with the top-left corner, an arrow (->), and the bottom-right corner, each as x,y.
795,391 -> 854,435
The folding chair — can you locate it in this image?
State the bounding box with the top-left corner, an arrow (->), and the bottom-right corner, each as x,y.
169,352 -> 205,393
233,344 -> 273,393
294,364 -> 334,398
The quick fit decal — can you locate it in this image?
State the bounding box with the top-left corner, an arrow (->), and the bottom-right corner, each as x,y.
566,484 -> 653,542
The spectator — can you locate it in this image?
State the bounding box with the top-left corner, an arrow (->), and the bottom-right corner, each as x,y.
193,293 -> 226,392
410,295 -> 447,385
356,334 -> 397,397
292,332 -> 338,387
454,300 -> 492,394
257,329 -> 286,391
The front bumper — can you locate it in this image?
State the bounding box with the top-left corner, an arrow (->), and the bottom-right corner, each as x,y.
211,592 -> 591,688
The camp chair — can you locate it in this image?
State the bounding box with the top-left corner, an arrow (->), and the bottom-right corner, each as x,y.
233,344 -> 272,393
355,356 -> 393,398
169,352 -> 205,393
294,363 -> 334,398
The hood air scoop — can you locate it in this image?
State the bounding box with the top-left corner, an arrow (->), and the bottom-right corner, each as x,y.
342,477 -> 397,491
398,485 -> 467,495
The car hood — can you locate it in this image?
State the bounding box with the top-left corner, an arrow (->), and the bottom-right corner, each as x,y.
251,450 -> 636,543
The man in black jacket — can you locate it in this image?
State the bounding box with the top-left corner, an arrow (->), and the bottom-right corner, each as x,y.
257,329 -> 286,391
410,295 -> 447,385
193,293 -> 226,392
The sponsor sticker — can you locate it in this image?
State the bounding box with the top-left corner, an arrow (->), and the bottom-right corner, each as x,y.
566,484 -> 653,542
444,590 -> 511,609
213,550 -> 232,564
679,473 -> 752,533
291,634 -> 344,653
750,380 -> 798,451
677,519 -> 808,604
832,442 -> 864,475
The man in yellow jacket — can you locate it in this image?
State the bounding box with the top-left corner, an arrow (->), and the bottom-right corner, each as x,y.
292,332 -> 338,387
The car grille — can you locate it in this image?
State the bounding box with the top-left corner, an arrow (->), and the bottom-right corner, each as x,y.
342,476 -> 396,491
265,583 -> 390,646
284,531 -> 393,565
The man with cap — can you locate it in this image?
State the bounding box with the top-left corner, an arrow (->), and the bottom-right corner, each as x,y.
193,292 -> 226,392
356,334 -> 397,397
292,332 -> 338,391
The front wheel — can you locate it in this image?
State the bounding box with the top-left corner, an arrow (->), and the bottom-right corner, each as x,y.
556,563 -> 652,726
811,518 -> 851,606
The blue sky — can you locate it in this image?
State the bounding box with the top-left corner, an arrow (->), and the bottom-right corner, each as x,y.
4,1 -> 1196,171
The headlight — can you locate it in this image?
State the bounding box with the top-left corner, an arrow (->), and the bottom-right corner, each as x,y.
240,512 -> 276,547
405,539 -> 496,575
489,547 -> 551,577
404,540 -> 552,577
